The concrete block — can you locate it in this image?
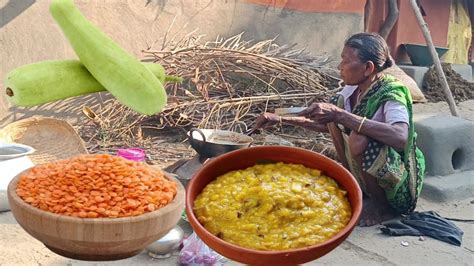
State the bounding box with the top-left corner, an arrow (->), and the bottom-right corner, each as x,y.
420,170 -> 474,202
414,114 -> 474,176
471,62 -> 474,80
450,64 -> 472,82
399,65 -> 429,89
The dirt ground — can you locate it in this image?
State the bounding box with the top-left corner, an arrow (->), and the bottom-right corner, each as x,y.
413,99 -> 474,121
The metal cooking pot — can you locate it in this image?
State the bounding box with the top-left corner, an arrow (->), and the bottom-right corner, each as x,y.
187,128 -> 253,158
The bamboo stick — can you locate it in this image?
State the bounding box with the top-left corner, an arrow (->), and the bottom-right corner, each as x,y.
409,0 -> 459,116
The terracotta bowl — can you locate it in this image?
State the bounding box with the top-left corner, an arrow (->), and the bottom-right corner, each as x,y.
186,146 -> 362,265
8,171 -> 185,261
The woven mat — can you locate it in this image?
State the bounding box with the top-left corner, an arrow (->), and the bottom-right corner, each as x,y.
0,117 -> 87,164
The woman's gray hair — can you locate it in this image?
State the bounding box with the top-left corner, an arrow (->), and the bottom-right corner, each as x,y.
345,32 -> 394,72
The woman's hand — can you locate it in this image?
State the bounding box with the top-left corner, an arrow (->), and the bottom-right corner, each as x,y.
254,112 -> 280,129
298,103 -> 344,124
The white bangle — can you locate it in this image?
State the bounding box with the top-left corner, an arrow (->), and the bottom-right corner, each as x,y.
357,117 -> 366,133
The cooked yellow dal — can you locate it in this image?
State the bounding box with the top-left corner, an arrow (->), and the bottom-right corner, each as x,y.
194,162 -> 352,250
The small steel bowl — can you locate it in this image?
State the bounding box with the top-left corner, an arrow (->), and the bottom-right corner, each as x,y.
0,143 -> 35,160
145,225 -> 184,259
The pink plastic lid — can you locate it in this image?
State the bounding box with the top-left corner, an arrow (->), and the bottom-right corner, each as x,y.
116,148 -> 146,162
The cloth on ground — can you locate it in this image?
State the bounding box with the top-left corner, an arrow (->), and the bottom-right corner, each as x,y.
380,211 -> 463,246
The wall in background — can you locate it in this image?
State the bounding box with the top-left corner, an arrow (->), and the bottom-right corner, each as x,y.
0,0 -> 363,124
366,0 -> 452,64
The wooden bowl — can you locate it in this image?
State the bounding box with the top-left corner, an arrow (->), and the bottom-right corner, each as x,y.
7,171 -> 185,261
186,146 -> 362,265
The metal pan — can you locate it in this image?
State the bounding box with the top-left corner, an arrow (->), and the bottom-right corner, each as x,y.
187,128 -> 253,158
274,107 -> 306,117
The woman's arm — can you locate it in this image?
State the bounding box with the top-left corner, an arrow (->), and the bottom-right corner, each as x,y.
337,110 -> 408,151
336,110 -> 408,151
299,103 -> 408,151
281,116 -> 329,132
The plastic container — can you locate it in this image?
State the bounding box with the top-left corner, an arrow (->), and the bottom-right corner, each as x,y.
116,148 -> 146,162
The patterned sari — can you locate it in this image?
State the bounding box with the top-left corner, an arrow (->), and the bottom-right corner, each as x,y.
330,75 -> 425,214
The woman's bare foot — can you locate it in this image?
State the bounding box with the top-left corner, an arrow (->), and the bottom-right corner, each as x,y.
359,199 -> 397,227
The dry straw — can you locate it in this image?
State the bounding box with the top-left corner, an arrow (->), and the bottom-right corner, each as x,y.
79,33 -> 340,161
142,33 -> 339,130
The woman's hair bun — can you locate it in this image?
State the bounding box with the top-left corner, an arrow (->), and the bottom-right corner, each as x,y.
383,56 -> 394,69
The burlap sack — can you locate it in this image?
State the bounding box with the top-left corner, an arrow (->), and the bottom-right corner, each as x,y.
383,64 -> 427,103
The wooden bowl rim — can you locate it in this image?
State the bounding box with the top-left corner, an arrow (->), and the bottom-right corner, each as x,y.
8,168 -> 185,224
186,145 -> 362,256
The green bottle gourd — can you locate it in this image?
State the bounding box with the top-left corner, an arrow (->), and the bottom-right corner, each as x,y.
4,60 -> 180,107
49,0 -> 167,115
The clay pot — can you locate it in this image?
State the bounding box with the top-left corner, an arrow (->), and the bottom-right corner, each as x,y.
186,146 -> 362,265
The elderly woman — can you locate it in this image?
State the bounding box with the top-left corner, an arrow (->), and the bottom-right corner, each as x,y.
255,32 -> 425,226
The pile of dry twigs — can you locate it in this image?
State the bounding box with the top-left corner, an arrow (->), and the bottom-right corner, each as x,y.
78,33 -> 341,164
142,33 -> 340,130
